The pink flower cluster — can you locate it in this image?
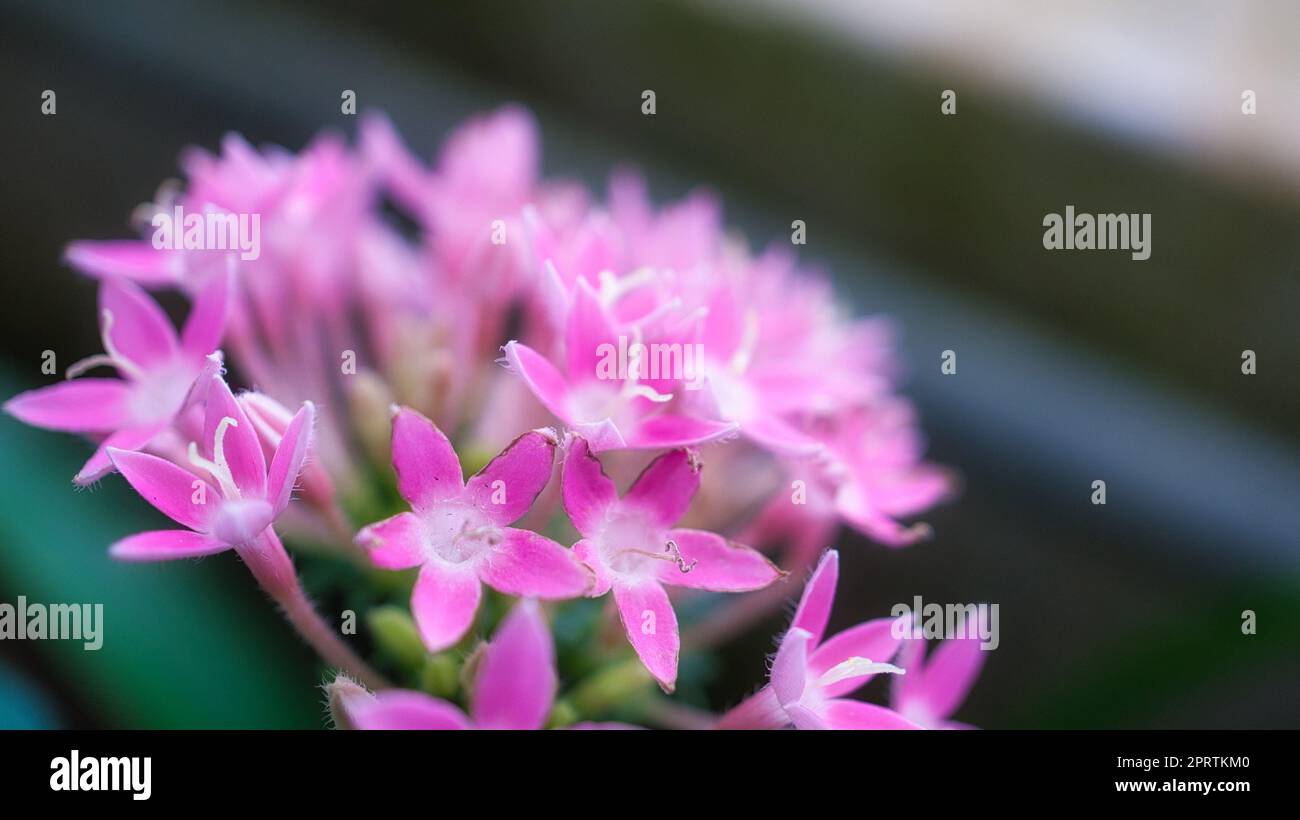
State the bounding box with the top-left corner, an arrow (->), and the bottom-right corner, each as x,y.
6,106 -> 975,728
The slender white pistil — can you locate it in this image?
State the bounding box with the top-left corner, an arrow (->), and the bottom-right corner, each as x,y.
65,309 -> 147,381
188,415 -> 242,499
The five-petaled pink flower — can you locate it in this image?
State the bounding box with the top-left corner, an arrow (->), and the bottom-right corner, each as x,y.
891,620 -> 986,730
356,407 -> 592,653
335,599 -> 631,730
5,272 -> 230,484
717,549 -> 920,729
106,372 -> 313,590
561,435 -> 785,692
502,278 -> 738,452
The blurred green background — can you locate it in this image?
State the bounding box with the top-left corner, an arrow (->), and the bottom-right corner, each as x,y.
0,0 -> 1296,728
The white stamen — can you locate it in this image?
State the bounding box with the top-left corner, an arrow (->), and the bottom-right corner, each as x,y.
817,657 -> 905,688
188,415 -> 242,499
64,309 -> 148,381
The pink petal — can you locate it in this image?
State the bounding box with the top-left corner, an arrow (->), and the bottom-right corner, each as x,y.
390,406 -> 464,511
612,580 -> 679,692
658,529 -> 783,592
479,528 -> 592,599
572,539 -> 612,596
266,401 -> 314,517
410,560 -> 482,652
4,379 -> 131,432
65,240 -> 179,286
743,413 -> 823,456
356,512 -> 425,570
108,448 -> 217,531
109,529 -> 228,561
771,627 -> 812,709
572,418 -> 628,452
564,278 -> 617,384
350,691 -> 471,731
810,617 -> 907,698
624,414 -> 737,449
820,699 -> 923,730
913,636 -> 986,721
560,436 -> 618,537
74,423 -> 167,486
471,600 -> 556,730
99,277 -> 179,369
180,262 -> 232,359
836,489 -> 932,548
203,376 -> 266,498
790,549 -> 838,647
624,448 -> 699,529
891,635 -> 926,707
501,340 -> 574,424
465,429 -> 556,525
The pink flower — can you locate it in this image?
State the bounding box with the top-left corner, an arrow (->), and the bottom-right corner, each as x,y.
334,600 -> 634,730
815,401 -> 954,547
503,278 -> 738,452
356,407 -> 592,653
4,272 -> 229,484
561,435 -> 785,691
716,550 -> 920,729
891,626 -> 986,730
105,372 -> 312,569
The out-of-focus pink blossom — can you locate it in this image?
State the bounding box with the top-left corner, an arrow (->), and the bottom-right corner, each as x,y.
4,272 -> 229,484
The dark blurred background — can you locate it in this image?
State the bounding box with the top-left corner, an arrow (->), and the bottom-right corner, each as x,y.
0,0 -> 1296,728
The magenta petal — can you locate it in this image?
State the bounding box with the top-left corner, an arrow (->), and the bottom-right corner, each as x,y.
790,549 -> 838,647
99,277 -> 179,369
390,407 -> 464,511
624,448 -> 699,529
625,414 -> 737,449
810,617 -> 907,697
109,529 -> 228,561
771,627 -> 812,708
203,376 -> 266,497
351,691 -> 471,731
108,448 -> 217,531
471,600 -> 556,730
266,401 -> 314,517
658,529 -> 783,592
560,436 -> 618,537
501,340 -> 574,423
180,262 -> 232,359
357,512 -> 425,570
4,379 -> 131,432
465,429 -> 556,525
480,529 -> 592,599
612,580 -> 679,692
410,561 -> 482,652
74,423 -> 167,485
914,636 -> 986,721
564,278 -> 617,383
820,699 -> 923,730
65,240 -> 178,285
